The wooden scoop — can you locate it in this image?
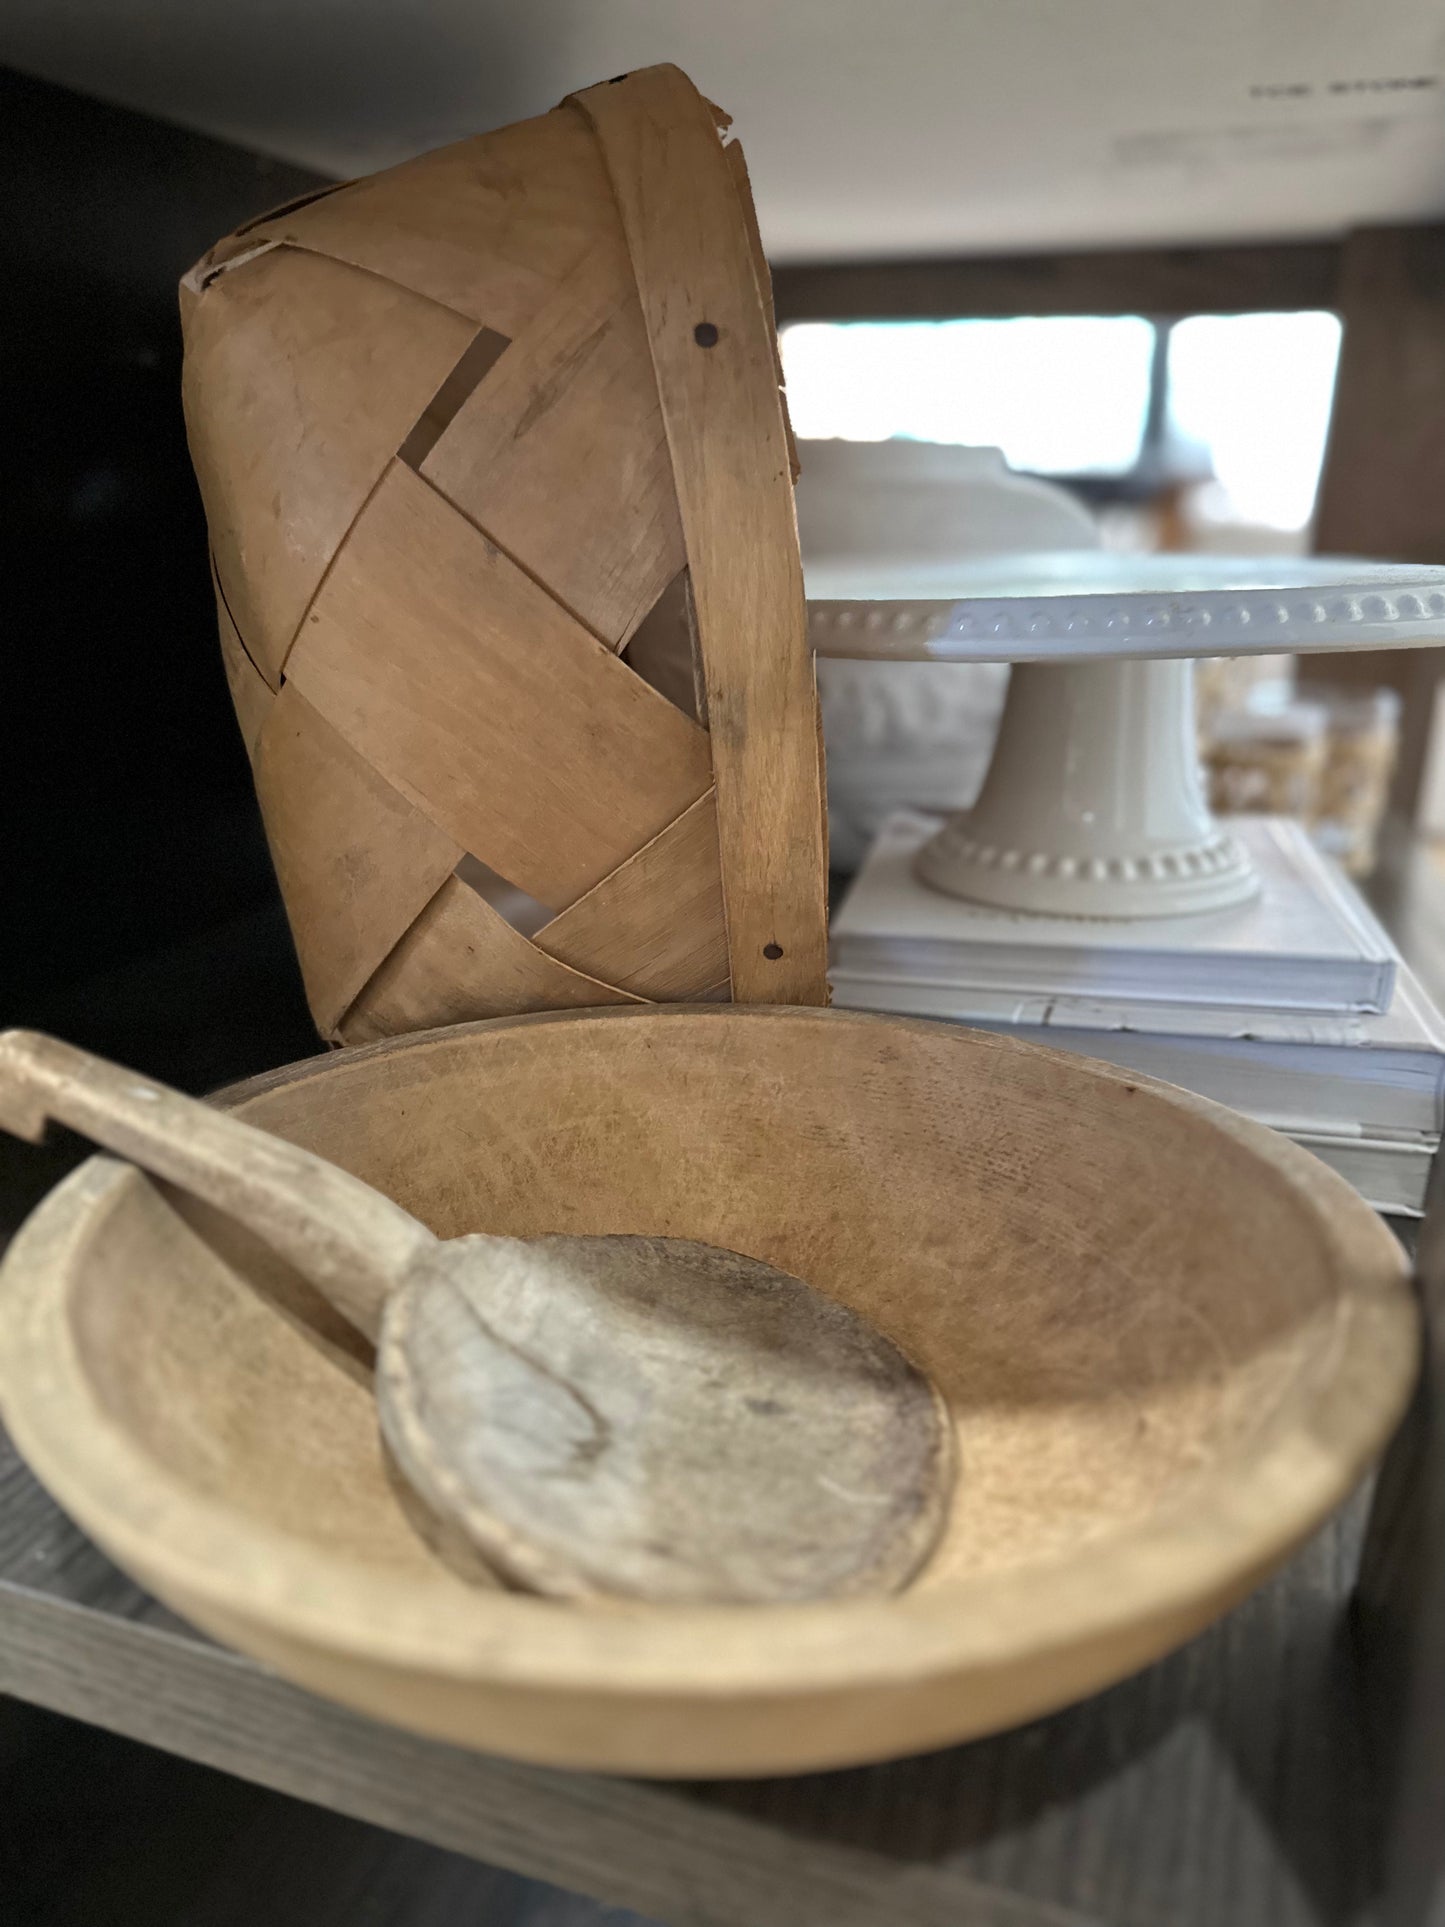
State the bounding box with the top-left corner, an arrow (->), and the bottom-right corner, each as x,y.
0,1032 -> 953,1606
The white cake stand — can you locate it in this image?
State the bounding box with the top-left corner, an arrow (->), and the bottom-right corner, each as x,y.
808,553 -> 1445,918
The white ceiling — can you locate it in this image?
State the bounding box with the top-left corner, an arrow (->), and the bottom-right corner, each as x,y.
7,0 -> 1445,261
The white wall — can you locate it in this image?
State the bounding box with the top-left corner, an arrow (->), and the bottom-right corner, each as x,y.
4,0 -> 1445,259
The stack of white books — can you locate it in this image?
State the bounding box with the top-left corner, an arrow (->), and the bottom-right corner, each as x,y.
830,811 -> 1445,1215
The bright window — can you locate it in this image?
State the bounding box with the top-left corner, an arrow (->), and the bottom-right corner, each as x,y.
1165,312 -> 1343,531
779,317 -> 1157,476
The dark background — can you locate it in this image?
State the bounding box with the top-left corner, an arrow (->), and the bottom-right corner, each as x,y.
2,68 -> 328,1214
0,77 -> 654,1927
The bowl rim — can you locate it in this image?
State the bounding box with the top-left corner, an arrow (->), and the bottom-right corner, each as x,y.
0,1004 -> 1418,1703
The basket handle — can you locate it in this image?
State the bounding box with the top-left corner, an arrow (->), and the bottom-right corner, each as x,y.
574,66 -> 829,1006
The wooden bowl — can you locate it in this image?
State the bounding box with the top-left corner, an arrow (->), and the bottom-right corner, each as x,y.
181,64 -> 828,1041
0,1007 -> 1415,1776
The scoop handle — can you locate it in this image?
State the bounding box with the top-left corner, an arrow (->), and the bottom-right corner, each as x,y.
0,1031 -> 435,1340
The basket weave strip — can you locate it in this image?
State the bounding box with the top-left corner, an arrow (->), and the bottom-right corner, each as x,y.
212,560 -> 272,761
229,108 -> 616,335
418,236 -> 684,652
341,878 -> 643,1048
253,686 -> 461,1035
531,791 -> 729,1000
283,460 -> 713,908
185,243 -> 477,689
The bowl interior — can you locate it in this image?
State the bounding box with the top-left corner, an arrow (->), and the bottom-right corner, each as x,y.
62,1006 -> 1366,1598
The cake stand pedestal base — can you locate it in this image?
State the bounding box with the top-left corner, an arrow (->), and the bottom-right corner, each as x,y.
914,658 -> 1260,919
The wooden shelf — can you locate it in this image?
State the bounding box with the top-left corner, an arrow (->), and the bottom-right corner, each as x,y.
0,1419 -> 1385,1927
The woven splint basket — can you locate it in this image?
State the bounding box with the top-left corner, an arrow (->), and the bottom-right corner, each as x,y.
181,64 -> 827,1043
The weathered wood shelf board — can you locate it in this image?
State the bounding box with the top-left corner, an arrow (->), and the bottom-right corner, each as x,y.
0,1420 -> 1384,1927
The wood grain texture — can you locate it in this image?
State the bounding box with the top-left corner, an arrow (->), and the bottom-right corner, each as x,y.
229,107 -> 612,335
339,877 -> 642,1045
285,461 -> 712,908
183,70 -> 829,1036
253,687 -> 462,1039
212,556 -> 273,755
397,324 -> 512,468
721,138 -> 798,482
383,1232 -> 951,1604
0,1006 -> 1414,1777
623,567 -> 705,720
576,67 -> 829,1005
182,243 -> 477,684
1357,1154 -> 1444,1927
421,234 -> 684,650
723,139 -> 786,393
534,792 -> 728,997
0,1422 -> 1394,1927
0,1029 -> 433,1348
0,1036 -> 948,1608
723,140 -> 800,490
